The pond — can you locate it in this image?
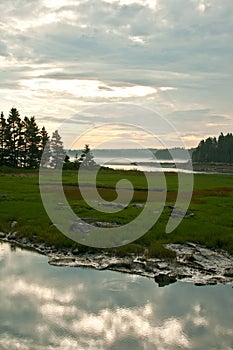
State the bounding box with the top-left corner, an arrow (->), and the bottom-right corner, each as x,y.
0,242 -> 232,350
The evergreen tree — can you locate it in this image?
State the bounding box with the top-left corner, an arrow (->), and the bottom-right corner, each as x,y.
192,132 -> 233,163
78,144 -> 96,169
40,126 -> 50,168
4,108 -> 23,167
23,116 -> 41,168
49,130 -> 66,168
0,112 -> 6,166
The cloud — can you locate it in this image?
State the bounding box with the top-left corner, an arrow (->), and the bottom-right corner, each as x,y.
0,0 -> 232,146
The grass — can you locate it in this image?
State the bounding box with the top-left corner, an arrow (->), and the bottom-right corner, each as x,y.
0,166 -> 232,258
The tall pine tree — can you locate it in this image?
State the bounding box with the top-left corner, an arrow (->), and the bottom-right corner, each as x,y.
49,130 -> 66,168
23,116 -> 41,168
40,126 -> 50,168
78,144 -> 96,169
4,108 -> 23,167
0,112 -> 6,166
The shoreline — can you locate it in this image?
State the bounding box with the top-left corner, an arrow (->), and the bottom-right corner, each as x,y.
1,232 -> 232,287
192,163 -> 233,174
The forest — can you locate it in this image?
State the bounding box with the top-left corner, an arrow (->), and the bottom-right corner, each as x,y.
1,108 -> 232,168
192,133 -> 233,163
0,107 -> 97,169
0,107 -> 56,168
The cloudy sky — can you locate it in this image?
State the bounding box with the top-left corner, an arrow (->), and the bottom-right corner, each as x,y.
0,0 -> 232,148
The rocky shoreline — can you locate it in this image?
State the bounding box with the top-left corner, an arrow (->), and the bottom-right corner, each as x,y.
0,230 -> 232,287
192,163 -> 233,174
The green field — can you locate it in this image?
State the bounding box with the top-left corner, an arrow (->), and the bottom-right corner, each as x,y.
0,166 -> 232,258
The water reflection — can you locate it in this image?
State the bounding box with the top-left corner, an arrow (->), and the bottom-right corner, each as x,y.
0,242 -> 232,350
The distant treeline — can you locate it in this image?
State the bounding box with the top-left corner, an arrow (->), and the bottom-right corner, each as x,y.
67,147 -> 195,160
0,107 -> 66,168
1,108 -> 232,168
152,148 -> 195,160
192,133 -> 233,163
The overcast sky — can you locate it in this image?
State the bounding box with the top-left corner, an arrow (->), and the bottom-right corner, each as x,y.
0,0 -> 232,148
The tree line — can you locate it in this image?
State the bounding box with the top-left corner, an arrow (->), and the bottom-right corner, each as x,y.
0,107 -> 51,168
0,107 -> 97,169
192,133 -> 233,163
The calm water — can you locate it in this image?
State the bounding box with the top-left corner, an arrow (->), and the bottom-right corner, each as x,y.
0,242 -> 232,350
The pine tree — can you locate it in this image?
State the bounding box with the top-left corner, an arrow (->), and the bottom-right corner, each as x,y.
40,126 -> 50,168
0,112 -> 6,166
49,130 -> 66,168
5,108 -> 23,167
23,116 -> 41,168
78,144 -> 96,169
192,133 -> 233,163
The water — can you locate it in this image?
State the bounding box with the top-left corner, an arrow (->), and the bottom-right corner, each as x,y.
68,148 -> 193,173
0,242 -> 232,350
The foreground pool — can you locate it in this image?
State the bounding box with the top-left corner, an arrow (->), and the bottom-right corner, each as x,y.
0,242 -> 232,349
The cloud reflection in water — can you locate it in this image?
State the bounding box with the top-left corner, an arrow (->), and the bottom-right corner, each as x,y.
0,242 -> 232,350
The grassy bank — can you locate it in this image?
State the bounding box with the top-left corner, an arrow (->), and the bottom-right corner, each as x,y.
0,166 -> 232,258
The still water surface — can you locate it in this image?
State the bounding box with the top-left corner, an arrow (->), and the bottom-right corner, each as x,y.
0,242 -> 232,350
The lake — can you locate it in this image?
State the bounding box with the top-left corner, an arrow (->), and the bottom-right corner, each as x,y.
0,242 -> 232,350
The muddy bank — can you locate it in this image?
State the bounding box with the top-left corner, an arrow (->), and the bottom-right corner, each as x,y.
0,231 -> 232,287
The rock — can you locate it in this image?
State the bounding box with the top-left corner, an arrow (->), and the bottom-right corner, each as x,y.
186,255 -> 196,262
195,282 -> 207,286
171,209 -> 194,218
224,268 -> 233,277
186,242 -> 199,249
185,213 -> 194,218
20,237 -> 27,244
94,221 -> 120,228
8,231 -> 17,239
11,221 -> 18,228
70,221 -> 91,233
166,204 -> 175,210
154,273 -> 177,287
144,262 -> 155,273
166,206 -> 194,219
0,232 -> 6,238
2,194 -> 9,198
132,203 -> 144,209
101,202 -> 125,209
176,273 -> 192,280
72,248 -> 79,255
156,262 -> 168,270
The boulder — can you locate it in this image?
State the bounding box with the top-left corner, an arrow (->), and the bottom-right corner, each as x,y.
154,273 -> 177,287
11,221 -> 18,228
132,203 -> 144,209
21,237 -> 29,245
156,262 -> 169,270
224,268 -> 233,277
171,209 -> 194,218
70,222 -> 91,233
8,231 -> 17,239
0,232 -> 6,238
72,248 -> 79,255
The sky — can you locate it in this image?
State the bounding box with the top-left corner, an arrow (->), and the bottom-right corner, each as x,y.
0,0 -> 232,148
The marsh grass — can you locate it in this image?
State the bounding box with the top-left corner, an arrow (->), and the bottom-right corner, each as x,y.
0,166 -> 232,257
